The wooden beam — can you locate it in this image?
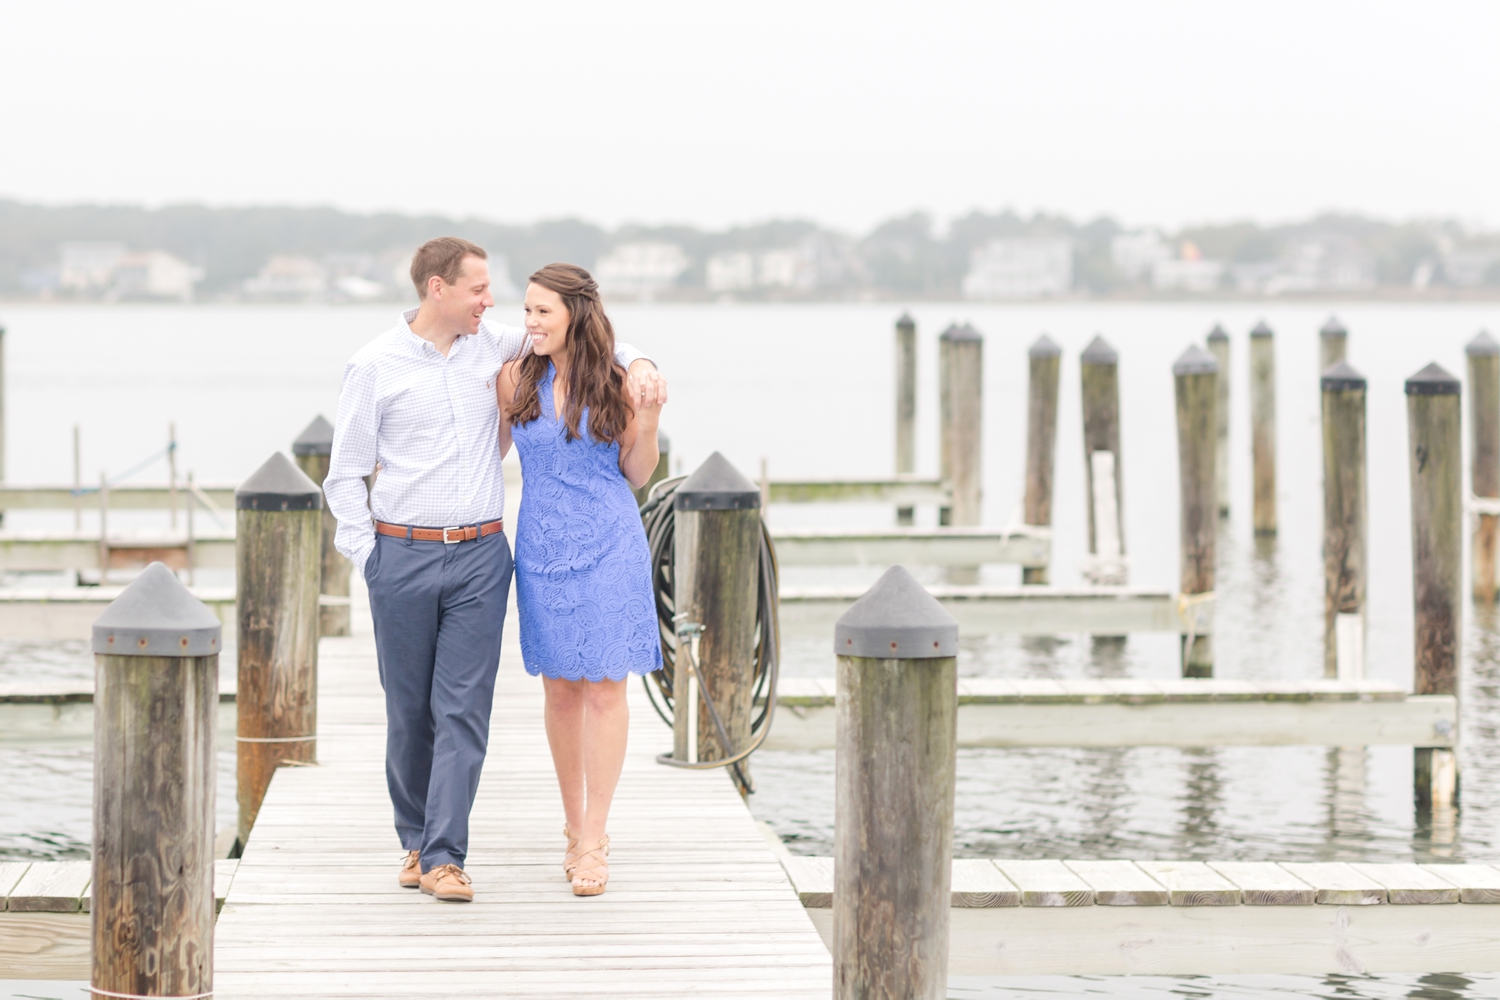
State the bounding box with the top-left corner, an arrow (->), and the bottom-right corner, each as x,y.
0,483 -> 237,510
765,678 -> 1456,750
0,533 -> 234,571
771,526 -> 1049,568
767,477 -> 949,506
779,586 -> 1197,637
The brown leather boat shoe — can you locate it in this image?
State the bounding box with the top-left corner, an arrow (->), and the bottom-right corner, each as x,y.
419,863 -> 474,902
398,850 -> 422,889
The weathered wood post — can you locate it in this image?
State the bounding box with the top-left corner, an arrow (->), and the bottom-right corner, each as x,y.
1468,332 -> 1500,603
1206,325 -> 1230,516
1322,362 -> 1367,679
672,452 -> 760,781
292,415 -> 351,637
895,313 -> 917,526
1407,363 -> 1462,809
0,320 -> 6,527
631,430 -> 671,507
1081,335 -> 1126,584
1174,345 -> 1218,677
1250,320 -> 1277,535
834,565 -> 958,1000
1320,315 -> 1348,374
938,323 -> 982,527
1023,335 -> 1061,584
236,452 -> 322,846
92,561 -> 221,999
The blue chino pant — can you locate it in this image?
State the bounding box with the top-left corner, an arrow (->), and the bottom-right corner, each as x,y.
364,527 -> 513,870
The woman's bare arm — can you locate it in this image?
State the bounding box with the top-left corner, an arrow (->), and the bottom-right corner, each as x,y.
618,376 -> 665,489
496,362 -> 520,459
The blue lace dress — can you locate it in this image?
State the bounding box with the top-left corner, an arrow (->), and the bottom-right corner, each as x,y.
511,363 -> 663,681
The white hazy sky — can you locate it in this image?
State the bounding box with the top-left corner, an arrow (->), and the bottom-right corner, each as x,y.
2,1 -> 1497,233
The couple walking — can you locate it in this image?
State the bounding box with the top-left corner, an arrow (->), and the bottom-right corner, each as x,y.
325,237 -> 667,901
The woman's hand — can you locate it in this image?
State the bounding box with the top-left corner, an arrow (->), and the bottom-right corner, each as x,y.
625,360 -> 668,409
618,370 -> 665,489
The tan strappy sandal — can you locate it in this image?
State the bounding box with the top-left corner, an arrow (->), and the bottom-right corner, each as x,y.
563,825 -> 582,879
570,835 -> 610,896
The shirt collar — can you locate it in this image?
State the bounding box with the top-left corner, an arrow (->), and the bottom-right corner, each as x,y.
398,306 -> 469,359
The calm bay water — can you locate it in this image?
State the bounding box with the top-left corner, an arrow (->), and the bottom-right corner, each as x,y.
5,300 -> 1500,996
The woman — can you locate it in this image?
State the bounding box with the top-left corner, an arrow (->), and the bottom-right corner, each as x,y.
497,263 -> 665,896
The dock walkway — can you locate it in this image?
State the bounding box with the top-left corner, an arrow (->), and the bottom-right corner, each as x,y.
212,585 -> 831,999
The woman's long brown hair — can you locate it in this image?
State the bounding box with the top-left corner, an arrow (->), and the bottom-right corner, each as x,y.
505,263 -> 632,445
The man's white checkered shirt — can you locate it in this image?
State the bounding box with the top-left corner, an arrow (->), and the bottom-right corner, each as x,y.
324,308 -> 647,577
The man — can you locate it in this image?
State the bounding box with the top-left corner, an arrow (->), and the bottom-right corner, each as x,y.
324,237 -> 665,902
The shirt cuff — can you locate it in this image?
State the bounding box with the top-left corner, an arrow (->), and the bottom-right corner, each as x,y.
352,540 -> 376,580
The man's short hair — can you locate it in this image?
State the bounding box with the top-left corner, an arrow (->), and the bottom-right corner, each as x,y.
410,237 -> 487,298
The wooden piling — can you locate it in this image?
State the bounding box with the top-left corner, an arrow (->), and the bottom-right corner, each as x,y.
292,415 -> 350,637
98,471 -> 109,586
1320,316 -> 1348,374
1321,362 -> 1367,679
1406,362 -> 1462,809
235,452 -> 322,845
631,430 -> 672,507
91,562 -> 221,999
0,321 -> 6,527
1081,336 -> 1127,584
938,323 -> 982,527
1468,332 -> 1500,603
72,424 -> 82,531
1174,345 -> 1218,677
1250,321 -> 1277,534
895,313 -> 917,526
673,452 -> 761,783
1207,325 -> 1230,516
1023,335 -> 1061,584
834,565 -> 958,1000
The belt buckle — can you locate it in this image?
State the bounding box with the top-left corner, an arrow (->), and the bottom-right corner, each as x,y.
442,526 -> 465,544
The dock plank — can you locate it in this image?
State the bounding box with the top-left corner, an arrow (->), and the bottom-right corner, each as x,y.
8,861 -> 91,912
1351,863 -> 1461,904
0,862 -> 30,907
1135,861 -> 1240,906
1278,863 -> 1386,905
993,860 -> 1094,907
1064,860 -> 1168,905
1420,863 -> 1500,903
950,860 -> 1019,908
1207,861 -> 1315,905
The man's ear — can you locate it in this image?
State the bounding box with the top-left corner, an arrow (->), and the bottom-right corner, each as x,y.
427,274 -> 446,300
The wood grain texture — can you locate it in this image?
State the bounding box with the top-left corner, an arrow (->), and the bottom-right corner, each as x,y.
835,654 -> 957,999
1278,862 -> 1386,905
938,332 -> 982,539
0,861 -> 30,903
1207,333 -> 1231,515
1407,389 -> 1462,699
1250,330 -> 1277,534
8,860 -> 89,912
1022,349 -> 1060,584
1470,350 -> 1499,601
783,856 -> 834,908
950,860 -> 1019,908
1322,380 -> 1366,678
1421,863 -> 1500,903
1350,863 -> 1461,904
294,451 -> 352,638
0,911 -> 90,979
236,505 -> 321,843
1175,364 -> 1216,676
1136,860 -> 1239,906
92,652 -> 216,996
994,860 -> 1094,907
1207,861 -> 1315,905
1064,860 -> 1168,905
1081,355 -> 1124,559
895,316 -> 917,526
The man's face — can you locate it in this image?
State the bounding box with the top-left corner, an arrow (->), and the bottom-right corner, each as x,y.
434,255 -> 493,335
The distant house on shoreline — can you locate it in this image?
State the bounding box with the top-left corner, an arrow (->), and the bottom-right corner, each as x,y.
962,238 -> 1073,299
57,242 -> 201,300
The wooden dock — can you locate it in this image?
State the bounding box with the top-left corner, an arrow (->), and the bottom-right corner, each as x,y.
210,583 -> 832,999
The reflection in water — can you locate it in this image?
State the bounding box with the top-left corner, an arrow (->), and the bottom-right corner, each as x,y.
1088,636 -> 1129,677
946,972 -> 1500,998
1326,746 -> 1372,852
1179,748 -> 1223,855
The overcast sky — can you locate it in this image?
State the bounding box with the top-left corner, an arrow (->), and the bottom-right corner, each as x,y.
2,1 -> 1497,233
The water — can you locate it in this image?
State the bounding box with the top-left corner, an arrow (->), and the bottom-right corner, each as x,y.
5,301 -> 1500,993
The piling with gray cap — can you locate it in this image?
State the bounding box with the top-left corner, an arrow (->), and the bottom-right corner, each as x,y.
1174,344 -> 1219,676
236,451 -> 322,845
292,415 -> 351,637
91,561 -> 219,999
631,429 -> 672,507
1321,361 -> 1368,679
1320,315 -> 1349,373
1080,335 -> 1126,581
1406,362 -> 1462,810
672,452 -> 761,786
1250,320 -> 1277,534
894,313 -> 918,525
833,565 -> 958,1000
1023,335 -> 1061,584
938,323 -> 983,586
1206,325 -> 1230,515
1468,332 -> 1500,603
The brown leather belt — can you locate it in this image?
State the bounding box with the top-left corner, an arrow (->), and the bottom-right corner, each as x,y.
375,519 -> 504,544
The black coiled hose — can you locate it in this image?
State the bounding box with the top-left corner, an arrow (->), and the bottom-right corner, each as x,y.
638,475 -> 780,794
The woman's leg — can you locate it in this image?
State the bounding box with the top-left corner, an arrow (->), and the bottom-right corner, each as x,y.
542,676 -> 587,835
579,677 -> 629,842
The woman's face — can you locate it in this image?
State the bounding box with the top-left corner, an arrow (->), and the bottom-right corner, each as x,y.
524,283 -> 570,357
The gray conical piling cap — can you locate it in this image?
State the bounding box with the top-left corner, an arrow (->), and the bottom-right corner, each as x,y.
1320,360 -> 1366,392
291,415 -> 335,456
1250,320 -> 1274,338
1320,316 -> 1348,339
834,565 -> 958,659
895,313 -> 915,331
673,452 -> 760,511
236,451 -> 323,511
1467,331 -> 1499,357
1173,344 -> 1219,375
1206,324 -> 1228,342
93,562 -> 222,657
1405,362 -> 1461,396
1081,335 -> 1117,365
939,322 -> 982,342
1029,334 -> 1061,358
